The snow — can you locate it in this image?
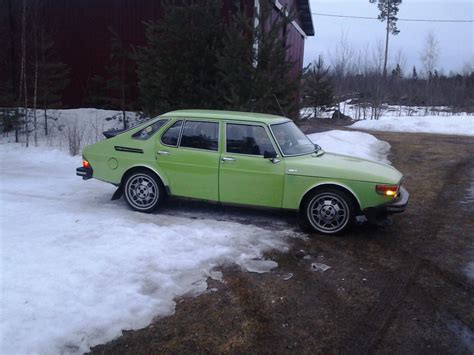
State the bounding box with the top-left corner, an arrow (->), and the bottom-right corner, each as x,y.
1,108 -> 143,152
302,102 -> 474,136
308,130 -> 392,164
350,115 -> 474,136
0,107 -> 393,354
302,102 -> 474,120
0,144 -> 294,354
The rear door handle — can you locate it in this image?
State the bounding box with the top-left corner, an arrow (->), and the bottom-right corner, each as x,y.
221,157 -> 236,162
157,150 -> 171,155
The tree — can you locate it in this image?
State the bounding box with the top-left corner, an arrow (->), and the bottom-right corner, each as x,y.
420,31 -> 439,79
137,1 -> 300,119
137,0 -> 226,116
0,0 -> 20,137
216,3 -> 300,117
19,0 -> 29,146
369,0 -> 402,77
412,66 -> 418,80
215,10 -> 254,111
391,63 -> 402,79
303,55 -> 334,117
105,28 -> 135,129
36,29 -> 70,136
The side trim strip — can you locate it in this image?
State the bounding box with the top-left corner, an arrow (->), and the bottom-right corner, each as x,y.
114,146 -> 144,154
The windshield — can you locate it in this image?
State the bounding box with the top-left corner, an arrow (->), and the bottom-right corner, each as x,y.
270,121 -> 316,156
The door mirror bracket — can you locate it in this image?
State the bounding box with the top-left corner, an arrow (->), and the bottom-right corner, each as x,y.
263,151 -> 277,159
264,151 -> 280,164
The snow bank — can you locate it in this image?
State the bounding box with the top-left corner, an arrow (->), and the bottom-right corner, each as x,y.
350,115 -> 474,136
307,130 -> 391,164
0,144 -> 291,354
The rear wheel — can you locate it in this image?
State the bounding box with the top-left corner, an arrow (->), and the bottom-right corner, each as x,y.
301,188 -> 355,235
123,170 -> 164,213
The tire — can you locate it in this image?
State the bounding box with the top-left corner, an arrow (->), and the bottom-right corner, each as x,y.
123,169 -> 164,213
301,188 -> 355,235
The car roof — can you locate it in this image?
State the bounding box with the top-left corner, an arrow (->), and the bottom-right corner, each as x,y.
160,109 -> 291,124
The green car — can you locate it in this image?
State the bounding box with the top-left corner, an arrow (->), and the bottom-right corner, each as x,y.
76,110 -> 409,235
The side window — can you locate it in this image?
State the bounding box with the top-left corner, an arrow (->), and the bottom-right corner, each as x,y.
161,120 -> 183,146
226,124 -> 276,156
132,119 -> 168,140
180,121 -> 219,151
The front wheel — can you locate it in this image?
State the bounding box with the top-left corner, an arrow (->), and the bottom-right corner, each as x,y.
301,188 -> 355,235
123,170 -> 164,213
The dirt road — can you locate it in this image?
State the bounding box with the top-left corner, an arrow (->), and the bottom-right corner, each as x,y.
91,130 -> 474,354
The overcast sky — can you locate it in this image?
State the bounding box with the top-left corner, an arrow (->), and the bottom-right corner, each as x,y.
304,0 -> 474,74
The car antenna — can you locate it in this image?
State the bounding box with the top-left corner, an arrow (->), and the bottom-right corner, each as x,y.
273,94 -> 286,117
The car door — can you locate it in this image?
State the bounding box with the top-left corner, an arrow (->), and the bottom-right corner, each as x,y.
219,122 -> 285,208
155,119 -> 220,201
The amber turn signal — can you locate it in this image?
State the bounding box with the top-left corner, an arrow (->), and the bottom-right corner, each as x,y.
376,185 -> 398,196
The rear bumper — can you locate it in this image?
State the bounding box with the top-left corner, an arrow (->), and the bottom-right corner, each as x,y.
364,186 -> 410,223
76,166 -> 93,180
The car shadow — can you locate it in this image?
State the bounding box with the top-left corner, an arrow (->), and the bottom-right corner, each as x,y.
152,196 -> 394,240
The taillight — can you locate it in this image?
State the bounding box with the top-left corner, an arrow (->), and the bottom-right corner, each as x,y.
83,159 -> 90,169
376,185 -> 399,196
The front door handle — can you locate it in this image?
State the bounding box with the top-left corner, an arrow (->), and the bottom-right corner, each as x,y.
221,157 -> 236,162
157,150 -> 171,155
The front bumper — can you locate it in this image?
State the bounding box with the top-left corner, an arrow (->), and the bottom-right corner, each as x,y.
364,186 -> 410,223
384,186 -> 410,213
76,166 -> 93,180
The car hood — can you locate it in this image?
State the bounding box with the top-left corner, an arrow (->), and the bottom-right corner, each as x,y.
285,151 -> 403,184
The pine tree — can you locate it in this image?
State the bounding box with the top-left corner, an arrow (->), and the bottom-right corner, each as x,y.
137,0 -> 226,116
369,0 -> 402,77
412,66 -> 418,80
217,2 -> 300,118
215,10 -> 255,111
302,55 -> 334,117
391,63 -> 402,79
251,3 -> 300,117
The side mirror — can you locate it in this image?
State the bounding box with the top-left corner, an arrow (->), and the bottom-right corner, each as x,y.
314,144 -> 321,152
263,151 -> 277,159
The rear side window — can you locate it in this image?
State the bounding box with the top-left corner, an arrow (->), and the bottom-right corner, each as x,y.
226,124 -> 276,156
161,120 -> 183,146
180,121 -> 219,151
132,119 -> 168,140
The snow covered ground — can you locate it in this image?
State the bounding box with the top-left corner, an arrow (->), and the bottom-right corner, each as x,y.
0,144 -> 295,354
302,103 -> 474,136
301,102 -> 473,120
0,108 -> 393,354
350,115 -> 474,136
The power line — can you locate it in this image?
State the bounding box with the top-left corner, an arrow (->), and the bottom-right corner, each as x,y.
311,12 -> 474,23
